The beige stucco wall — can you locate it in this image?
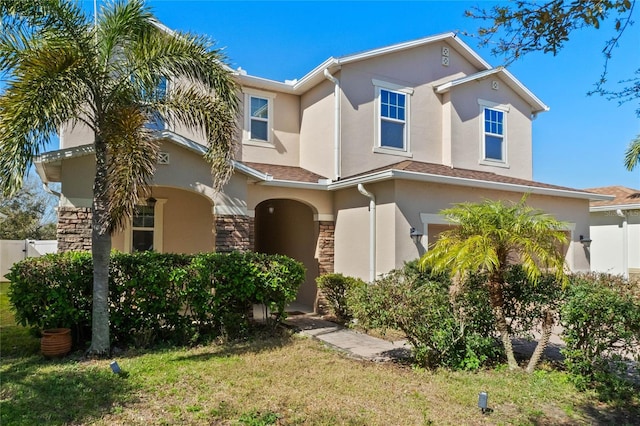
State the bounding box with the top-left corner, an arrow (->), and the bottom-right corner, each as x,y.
448,78 -> 534,180
247,184 -> 333,219
299,79 -> 335,179
237,87 -> 301,167
59,154 -> 95,207
112,186 -> 215,254
60,121 -> 94,149
337,42 -> 481,179
334,179 -> 591,282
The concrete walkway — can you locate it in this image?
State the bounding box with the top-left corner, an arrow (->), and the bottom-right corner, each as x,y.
284,314 -> 411,362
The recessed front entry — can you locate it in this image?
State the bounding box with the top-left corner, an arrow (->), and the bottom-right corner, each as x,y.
254,199 -> 319,311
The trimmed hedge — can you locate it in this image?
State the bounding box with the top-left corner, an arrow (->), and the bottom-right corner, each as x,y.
316,273 -> 366,323
7,251 -> 305,348
560,273 -> 640,400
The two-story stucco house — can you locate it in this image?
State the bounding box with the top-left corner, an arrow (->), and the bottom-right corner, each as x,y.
35,32 -> 610,311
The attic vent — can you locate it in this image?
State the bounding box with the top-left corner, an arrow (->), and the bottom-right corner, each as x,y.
157,152 -> 170,165
441,46 -> 450,67
491,80 -> 499,90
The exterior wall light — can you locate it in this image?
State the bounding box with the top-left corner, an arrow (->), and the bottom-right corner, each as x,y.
268,205 -> 275,214
579,235 -> 592,247
410,227 -> 423,244
146,197 -> 157,208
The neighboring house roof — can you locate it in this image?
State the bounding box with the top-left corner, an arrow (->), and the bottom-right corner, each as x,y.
235,32 -> 546,113
585,186 -> 640,211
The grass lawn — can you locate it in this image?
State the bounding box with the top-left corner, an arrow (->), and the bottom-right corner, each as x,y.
1,282 -> 639,425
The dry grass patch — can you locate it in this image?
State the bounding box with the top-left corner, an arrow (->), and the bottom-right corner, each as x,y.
89,333 -> 637,426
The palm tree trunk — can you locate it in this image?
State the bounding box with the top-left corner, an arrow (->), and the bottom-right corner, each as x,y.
488,276 -> 520,370
493,304 -> 520,370
87,137 -> 111,356
526,309 -> 554,373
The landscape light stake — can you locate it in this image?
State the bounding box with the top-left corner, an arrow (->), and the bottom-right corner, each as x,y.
478,391 -> 490,414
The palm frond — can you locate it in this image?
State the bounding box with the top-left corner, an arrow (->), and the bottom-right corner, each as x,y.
103,105 -> 158,232
624,134 -> 640,171
420,197 -> 569,287
156,86 -> 237,191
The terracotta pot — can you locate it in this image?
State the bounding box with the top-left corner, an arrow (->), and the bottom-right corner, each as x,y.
41,328 -> 72,357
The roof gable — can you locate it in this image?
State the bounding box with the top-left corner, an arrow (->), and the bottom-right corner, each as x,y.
235,32 -> 546,114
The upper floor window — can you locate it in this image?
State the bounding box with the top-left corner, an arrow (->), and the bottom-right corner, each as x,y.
146,77 -> 168,131
484,108 -> 504,161
380,89 -> 406,149
478,99 -> 509,167
250,96 -> 269,141
243,89 -> 275,146
372,79 -> 414,157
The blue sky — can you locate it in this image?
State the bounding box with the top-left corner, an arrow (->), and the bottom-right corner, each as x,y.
87,0 -> 639,190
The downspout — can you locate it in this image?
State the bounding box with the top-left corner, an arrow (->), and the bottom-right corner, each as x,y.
616,209 -> 629,279
357,184 -> 376,282
324,69 -> 341,181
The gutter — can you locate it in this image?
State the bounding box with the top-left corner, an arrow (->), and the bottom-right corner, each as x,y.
357,184 -> 376,282
329,169 -> 613,201
590,203 -> 640,212
324,69 -> 341,181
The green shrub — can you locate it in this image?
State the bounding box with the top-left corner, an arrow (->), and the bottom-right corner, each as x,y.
7,251 -> 305,349
500,265 -> 564,339
109,251 -> 193,346
560,273 -> 640,400
349,261 -> 499,370
7,251 -> 93,342
316,273 -> 366,323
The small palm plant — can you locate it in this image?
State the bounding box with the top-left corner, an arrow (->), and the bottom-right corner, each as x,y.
0,0 -> 238,355
419,196 -> 569,372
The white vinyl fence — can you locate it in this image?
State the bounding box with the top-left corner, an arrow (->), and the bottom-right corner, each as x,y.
0,239 -> 57,282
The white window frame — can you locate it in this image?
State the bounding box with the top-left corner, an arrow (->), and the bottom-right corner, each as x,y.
243,88 -> 276,147
372,79 -> 413,157
478,99 -> 510,168
124,198 -> 167,253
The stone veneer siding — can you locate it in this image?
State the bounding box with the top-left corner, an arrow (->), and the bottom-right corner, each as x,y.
317,221 -> 335,275
57,206 -> 93,252
315,221 -> 335,314
215,215 -> 254,252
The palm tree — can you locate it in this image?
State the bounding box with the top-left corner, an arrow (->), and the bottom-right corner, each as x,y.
0,0 -> 238,356
419,197 -> 568,372
624,134 -> 640,171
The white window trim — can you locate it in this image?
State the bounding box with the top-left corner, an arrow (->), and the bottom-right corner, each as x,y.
372,79 -> 414,157
478,99 -> 510,168
243,88 -> 276,146
124,198 -> 167,253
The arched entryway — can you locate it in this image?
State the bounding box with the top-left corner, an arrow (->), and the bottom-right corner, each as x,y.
254,199 -> 319,311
